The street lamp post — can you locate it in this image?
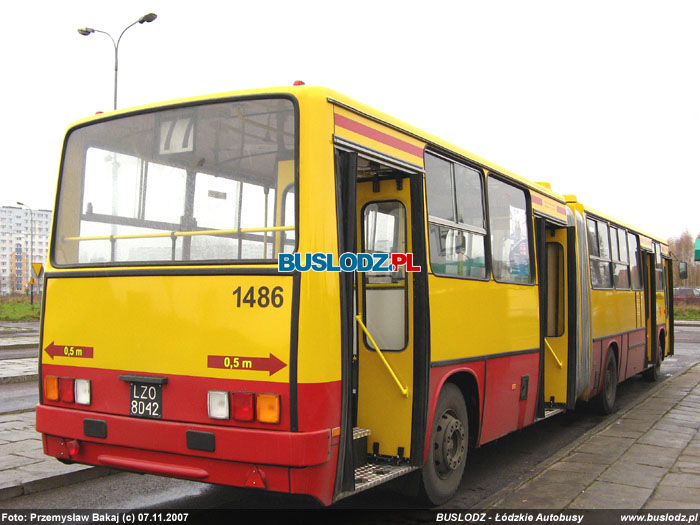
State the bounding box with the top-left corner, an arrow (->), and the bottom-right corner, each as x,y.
77,13 -> 157,110
16,202 -> 34,305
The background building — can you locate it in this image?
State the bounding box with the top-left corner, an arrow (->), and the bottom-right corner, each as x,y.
0,206 -> 51,296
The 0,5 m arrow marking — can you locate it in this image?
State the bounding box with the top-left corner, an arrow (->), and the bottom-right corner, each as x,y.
43,342 -> 94,360
207,353 -> 287,376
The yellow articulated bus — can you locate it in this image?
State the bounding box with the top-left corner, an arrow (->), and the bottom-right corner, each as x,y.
36,85 -> 673,505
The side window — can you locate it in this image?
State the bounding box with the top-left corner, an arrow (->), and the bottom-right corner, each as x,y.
609,226 -> 619,263
425,152 -> 486,279
487,177 -> 532,284
628,234 -> 642,290
654,243 -> 665,291
613,228 -> 630,289
587,218 -> 612,289
587,219 -> 599,257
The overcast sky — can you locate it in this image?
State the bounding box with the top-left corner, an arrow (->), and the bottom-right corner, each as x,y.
3,0 -> 698,241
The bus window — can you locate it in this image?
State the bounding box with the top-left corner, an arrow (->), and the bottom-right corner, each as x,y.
546,242 -> 565,337
613,228 -> 630,289
654,243 -> 665,291
628,234 -> 642,290
279,187 -> 295,255
425,153 -> 487,279
587,218 -> 612,289
362,201 -> 407,351
487,177 -> 531,284
53,98 -> 296,266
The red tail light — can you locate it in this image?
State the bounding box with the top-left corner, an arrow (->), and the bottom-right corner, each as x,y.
232,392 -> 255,422
58,378 -> 75,403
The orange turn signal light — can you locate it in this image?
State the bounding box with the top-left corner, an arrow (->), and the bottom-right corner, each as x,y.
44,376 -> 59,401
256,393 -> 281,424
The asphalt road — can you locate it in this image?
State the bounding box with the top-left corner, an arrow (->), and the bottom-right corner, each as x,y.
1,325 -> 698,511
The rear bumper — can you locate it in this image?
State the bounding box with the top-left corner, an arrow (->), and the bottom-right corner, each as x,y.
36,405 -> 331,468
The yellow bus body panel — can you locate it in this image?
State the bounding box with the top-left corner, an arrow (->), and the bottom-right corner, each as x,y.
428,277 -> 540,362
42,275 -> 294,382
294,92 -> 342,384
589,289 -> 638,340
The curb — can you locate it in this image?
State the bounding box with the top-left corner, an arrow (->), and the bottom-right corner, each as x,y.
475,360 -> 700,509
0,374 -> 38,385
0,466 -> 114,502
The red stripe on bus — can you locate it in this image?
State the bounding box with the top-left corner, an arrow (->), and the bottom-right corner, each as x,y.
556,206 -> 566,215
334,113 -> 424,158
531,196 -> 543,205
41,364 -> 340,433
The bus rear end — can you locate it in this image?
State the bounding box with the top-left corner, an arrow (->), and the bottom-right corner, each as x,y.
36,93 -> 338,504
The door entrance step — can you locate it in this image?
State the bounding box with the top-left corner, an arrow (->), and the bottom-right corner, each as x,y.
336,461 -> 418,501
353,428 -> 371,440
352,428 -> 371,470
536,407 -> 565,422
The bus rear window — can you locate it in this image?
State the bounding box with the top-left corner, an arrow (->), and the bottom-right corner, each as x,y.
53,97 -> 296,266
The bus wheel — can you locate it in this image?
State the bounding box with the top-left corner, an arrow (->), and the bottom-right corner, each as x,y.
643,337 -> 664,382
421,383 -> 468,505
597,351 -> 618,414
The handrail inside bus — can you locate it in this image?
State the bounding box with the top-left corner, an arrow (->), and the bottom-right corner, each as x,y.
355,314 -> 409,398
63,225 -> 294,242
545,339 -> 563,368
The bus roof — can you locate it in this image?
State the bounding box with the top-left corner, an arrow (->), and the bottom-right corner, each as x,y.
571,199 -> 668,248
67,85 -> 665,244
67,85 -> 568,204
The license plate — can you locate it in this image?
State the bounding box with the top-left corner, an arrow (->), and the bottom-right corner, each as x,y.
129,382 -> 162,419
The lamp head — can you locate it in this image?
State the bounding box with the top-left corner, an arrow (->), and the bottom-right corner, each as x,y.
138,13 -> 157,23
77,28 -> 95,36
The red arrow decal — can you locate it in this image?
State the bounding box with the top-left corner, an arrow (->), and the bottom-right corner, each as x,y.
207,353 -> 287,376
43,341 -> 94,360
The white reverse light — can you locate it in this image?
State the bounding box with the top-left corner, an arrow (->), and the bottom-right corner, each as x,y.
207,390 -> 230,420
74,379 -> 92,405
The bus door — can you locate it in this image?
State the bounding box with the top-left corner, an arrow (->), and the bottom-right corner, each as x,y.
355,168 -> 416,460
643,249 -> 658,369
334,149 -> 428,496
538,221 -> 570,411
666,257 -> 674,356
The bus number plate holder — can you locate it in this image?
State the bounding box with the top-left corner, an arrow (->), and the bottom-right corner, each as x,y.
129,382 -> 162,419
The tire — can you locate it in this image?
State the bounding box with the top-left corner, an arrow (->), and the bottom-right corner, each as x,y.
642,354 -> 661,382
596,351 -> 618,414
643,335 -> 664,382
420,383 -> 468,505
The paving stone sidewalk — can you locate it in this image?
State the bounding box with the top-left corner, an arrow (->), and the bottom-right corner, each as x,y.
0,332 -> 40,384
0,411 -> 110,502
0,359 -> 39,384
486,363 -> 700,510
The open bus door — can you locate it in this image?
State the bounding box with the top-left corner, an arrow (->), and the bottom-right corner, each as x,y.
643,248 -> 658,377
333,149 -> 428,499
536,215 -> 576,417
